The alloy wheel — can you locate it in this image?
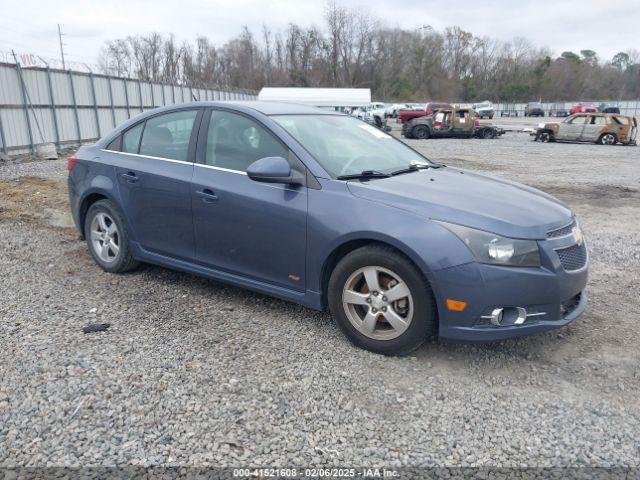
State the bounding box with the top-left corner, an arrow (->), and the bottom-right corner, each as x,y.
601,133 -> 616,145
90,212 -> 120,263
342,266 -> 414,340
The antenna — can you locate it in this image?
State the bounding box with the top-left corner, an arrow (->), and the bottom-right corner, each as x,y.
57,24 -> 66,70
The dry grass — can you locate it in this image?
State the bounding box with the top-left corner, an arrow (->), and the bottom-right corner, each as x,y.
0,176 -> 73,228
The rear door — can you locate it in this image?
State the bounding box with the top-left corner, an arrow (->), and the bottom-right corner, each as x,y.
580,115 -> 607,142
112,109 -> 202,260
557,115 -> 588,141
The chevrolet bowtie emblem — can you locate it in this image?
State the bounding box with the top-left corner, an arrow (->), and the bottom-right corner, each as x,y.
572,225 -> 584,246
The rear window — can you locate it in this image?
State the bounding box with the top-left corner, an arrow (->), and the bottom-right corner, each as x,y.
139,110 -> 198,161
122,123 -> 144,153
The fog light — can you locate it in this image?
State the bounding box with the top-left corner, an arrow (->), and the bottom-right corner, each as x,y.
481,307 -> 531,326
488,308 -> 503,325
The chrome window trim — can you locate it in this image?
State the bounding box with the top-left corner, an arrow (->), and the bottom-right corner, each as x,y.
195,163 -> 247,176
101,149 -> 192,165
100,149 -> 247,175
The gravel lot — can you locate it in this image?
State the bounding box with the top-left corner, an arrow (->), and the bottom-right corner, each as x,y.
1,124 -> 639,470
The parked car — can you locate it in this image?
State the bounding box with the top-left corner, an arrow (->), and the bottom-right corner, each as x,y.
524,102 -> 544,117
385,103 -> 411,118
397,102 -> 453,123
472,101 -> 495,119
533,113 -> 637,145
367,102 -> 387,128
548,104 -> 569,117
500,107 -> 519,117
600,104 -> 621,114
569,104 -> 598,115
402,107 -> 505,139
68,101 -> 588,355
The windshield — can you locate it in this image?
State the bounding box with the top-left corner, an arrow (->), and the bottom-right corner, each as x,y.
476,103 -> 491,109
272,114 -> 431,179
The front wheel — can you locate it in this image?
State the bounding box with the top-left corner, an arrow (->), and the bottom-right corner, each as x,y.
598,133 -> 617,145
328,245 -> 437,355
538,131 -> 553,142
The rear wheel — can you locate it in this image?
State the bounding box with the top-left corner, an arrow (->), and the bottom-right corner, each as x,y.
481,128 -> 496,139
598,133 -> 617,145
84,199 -> 139,273
412,125 -> 430,139
328,245 -> 437,355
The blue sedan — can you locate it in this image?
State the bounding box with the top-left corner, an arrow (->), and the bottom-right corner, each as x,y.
67,102 -> 588,355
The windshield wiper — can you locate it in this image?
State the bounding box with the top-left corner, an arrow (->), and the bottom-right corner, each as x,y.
390,163 -> 432,176
337,170 -> 391,180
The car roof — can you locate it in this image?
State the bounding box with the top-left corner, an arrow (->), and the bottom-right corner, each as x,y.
207,101 -> 340,115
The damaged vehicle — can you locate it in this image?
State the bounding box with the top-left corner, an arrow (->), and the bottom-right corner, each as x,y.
534,113 -> 638,145
402,108 -> 505,140
68,101 -> 588,356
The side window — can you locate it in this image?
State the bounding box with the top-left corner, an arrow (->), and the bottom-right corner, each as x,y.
591,116 -> 606,125
139,110 -> 198,161
122,123 -> 144,153
568,115 -> 588,125
106,135 -> 121,151
205,110 -> 288,172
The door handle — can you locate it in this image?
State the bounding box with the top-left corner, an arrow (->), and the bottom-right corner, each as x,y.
120,172 -> 139,184
196,189 -> 219,203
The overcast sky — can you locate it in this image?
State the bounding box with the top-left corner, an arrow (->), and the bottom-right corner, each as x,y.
1,0 -> 638,68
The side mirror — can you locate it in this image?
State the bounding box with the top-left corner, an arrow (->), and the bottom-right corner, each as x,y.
246,156 -> 304,186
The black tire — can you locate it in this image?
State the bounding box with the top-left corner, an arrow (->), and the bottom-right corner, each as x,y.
84,199 -> 139,273
489,114 -> 494,119
481,128 -> 496,139
374,116 -> 383,128
328,245 -> 437,356
538,131 -> 554,142
412,125 -> 430,139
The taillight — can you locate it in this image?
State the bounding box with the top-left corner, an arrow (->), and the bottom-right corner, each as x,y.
67,155 -> 78,173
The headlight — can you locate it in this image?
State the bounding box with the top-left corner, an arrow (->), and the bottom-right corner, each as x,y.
436,221 -> 541,267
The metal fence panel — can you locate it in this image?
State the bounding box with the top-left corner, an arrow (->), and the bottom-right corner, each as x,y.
0,65 -> 21,104
0,61 -> 257,154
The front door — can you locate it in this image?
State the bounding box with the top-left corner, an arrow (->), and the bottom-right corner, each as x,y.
191,109 -> 307,291
557,115 -> 588,141
113,109 -> 201,260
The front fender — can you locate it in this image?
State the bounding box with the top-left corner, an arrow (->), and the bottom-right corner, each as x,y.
307,180 -> 476,298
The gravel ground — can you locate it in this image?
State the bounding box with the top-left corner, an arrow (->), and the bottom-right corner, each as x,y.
1,128 -> 639,470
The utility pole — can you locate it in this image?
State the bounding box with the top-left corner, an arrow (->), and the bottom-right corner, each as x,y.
57,24 -> 66,70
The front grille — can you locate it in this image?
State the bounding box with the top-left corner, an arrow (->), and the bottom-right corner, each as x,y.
561,292 -> 582,317
556,243 -> 587,271
548,220 -> 575,238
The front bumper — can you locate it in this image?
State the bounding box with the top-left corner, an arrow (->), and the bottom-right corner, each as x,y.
432,238 -> 588,342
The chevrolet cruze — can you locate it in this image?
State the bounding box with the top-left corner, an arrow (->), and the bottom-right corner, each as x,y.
68,102 -> 588,355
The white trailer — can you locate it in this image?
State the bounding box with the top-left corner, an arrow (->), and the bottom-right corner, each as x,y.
258,87 -> 371,108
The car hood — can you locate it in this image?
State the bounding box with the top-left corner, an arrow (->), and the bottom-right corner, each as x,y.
346,167 -> 572,239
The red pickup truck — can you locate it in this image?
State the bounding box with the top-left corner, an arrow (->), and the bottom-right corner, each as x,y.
397,102 -> 452,123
